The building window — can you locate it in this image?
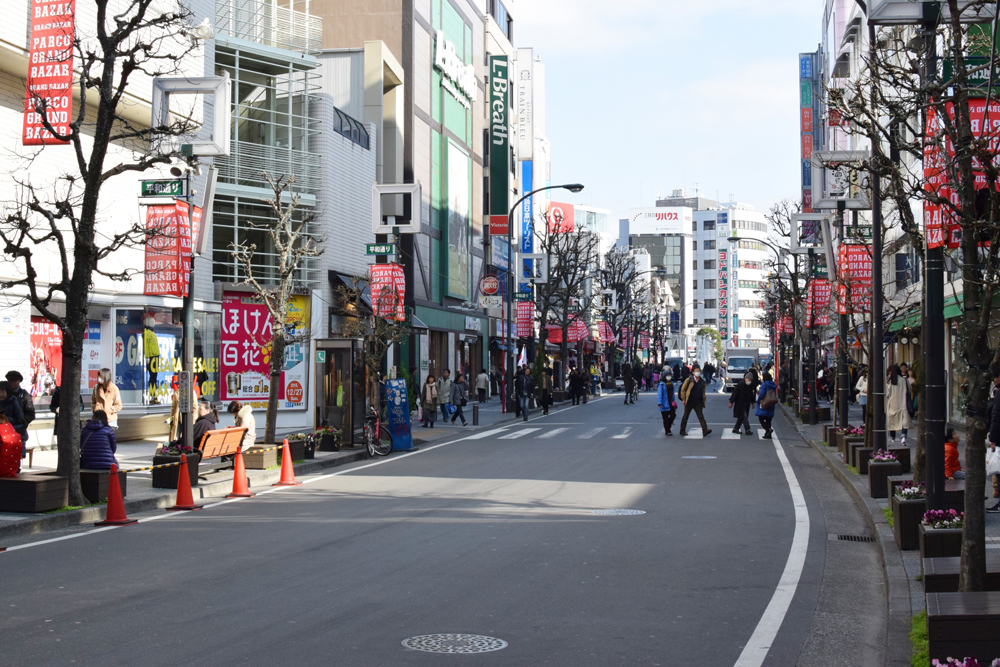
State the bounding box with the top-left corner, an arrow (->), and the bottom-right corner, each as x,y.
693,260 -> 698,271
740,319 -> 762,329
703,259 -> 716,270
703,299 -> 717,309
332,107 -> 370,149
691,319 -> 698,325
703,220 -> 716,231
703,279 -> 716,289
737,240 -> 765,251
703,318 -> 717,325
738,300 -> 764,309
692,239 -> 698,251
490,0 -> 514,41
738,260 -> 761,270
704,240 -> 716,250
738,280 -> 761,289
692,280 -> 698,290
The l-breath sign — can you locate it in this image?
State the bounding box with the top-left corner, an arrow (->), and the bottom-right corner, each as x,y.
489,55 -> 509,235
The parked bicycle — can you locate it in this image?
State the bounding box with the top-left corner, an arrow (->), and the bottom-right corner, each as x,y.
364,405 -> 393,457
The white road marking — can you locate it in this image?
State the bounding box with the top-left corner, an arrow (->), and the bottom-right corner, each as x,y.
499,428 -> 541,440
536,427 -> 569,439
721,430 -> 741,440
733,432 -> 810,667
578,427 -> 606,439
758,429 -> 767,439
683,428 -> 704,440
465,427 -> 510,440
612,427 -> 633,440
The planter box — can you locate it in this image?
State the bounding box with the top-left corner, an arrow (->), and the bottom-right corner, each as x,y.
921,524 -> 964,566
893,495 -> 926,550
243,446 -> 277,470
151,452 -> 201,489
888,475 -> 913,499
887,447 -> 911,474
799,406 -> 832,422
858,448 -> 876,475
924,556 -> 1000,593
318,433 -> 341,452
304,440 -> 315,459
0,473 -> 68,512
285,439 -> 306,462
869,460 -> 902,498
849,442 -> 869,469
927,592 -> 1000,663
845,438 -> 865,464
79,469 -> 128,504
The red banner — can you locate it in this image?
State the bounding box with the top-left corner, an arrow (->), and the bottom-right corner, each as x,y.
30,316 -> 62,396
516,300 -> 534,337
837,244 -> 872,314
544,323 -> 561,344
779,314 -> 794,336
568,318 -> 589,343
598,321 -> 616,343
489,214 -> 509,236
639,331 -> 649,349
23,0 -> 75,145
806,278 -> 831,326
144,202 -> 190,297
546,202 -> 575,233
370,263 -> 406,321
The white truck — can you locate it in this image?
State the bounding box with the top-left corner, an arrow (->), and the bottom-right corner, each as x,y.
723,347 -> 759,393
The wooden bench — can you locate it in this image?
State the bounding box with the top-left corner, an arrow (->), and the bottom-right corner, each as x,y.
927,591 -> 1000,662
195,427 -> 248,473
924,556 -> 1000,593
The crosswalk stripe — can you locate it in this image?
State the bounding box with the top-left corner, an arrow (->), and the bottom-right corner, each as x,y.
499,428 -> 541,440
537,427 -> 568,439
721,430 -> 740,440
578,427 -> 607,439
684,428 -> 704,440
758,429 -> 766,439
612,427 -> 633,440
466,428 -> 509,440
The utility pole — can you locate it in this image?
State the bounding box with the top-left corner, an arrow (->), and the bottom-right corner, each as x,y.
837,200 -> 850,430
808,247 -> 819,425
180,167 -> 195,451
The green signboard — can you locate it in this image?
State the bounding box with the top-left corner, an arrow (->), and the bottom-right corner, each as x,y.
845,225 -> 873,240
489,56 -> 509,225
514,291 -> 531,301
140,179 -> 184,197
366,243 -> 394,255
800,80 -> 812,107
943,56 -> 1000,91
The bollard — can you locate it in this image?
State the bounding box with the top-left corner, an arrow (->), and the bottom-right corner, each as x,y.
472,403 -> 479,426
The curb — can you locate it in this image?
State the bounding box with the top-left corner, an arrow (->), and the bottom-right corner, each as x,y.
779,404 -> 912,667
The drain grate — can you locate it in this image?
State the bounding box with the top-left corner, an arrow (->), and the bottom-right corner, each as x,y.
837,534 -> 876,543
402,634 -> 508,654
592,509 -> 646,516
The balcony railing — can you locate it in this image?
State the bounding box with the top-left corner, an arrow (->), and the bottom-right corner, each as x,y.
216,0 -> 322,54
216,140 -> 322,195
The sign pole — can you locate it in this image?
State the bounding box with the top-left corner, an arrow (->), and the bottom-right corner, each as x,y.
181,168 -> 195,450
837,201 -> 850,430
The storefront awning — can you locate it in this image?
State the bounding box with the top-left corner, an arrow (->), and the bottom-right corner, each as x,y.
329,271 -> 373,312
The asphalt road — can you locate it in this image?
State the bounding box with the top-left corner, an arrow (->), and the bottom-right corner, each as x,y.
1,387 -> 834,666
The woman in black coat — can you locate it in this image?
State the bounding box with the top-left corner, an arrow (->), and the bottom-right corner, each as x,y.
729,373 -> 756,435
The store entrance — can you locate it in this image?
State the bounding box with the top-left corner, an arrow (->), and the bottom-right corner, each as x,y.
316,339 -> 365,447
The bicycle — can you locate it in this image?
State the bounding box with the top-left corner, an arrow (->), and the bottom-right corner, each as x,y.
364,406 -> 393,457
631,385 -> 640,403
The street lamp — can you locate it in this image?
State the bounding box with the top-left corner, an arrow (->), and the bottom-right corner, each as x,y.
503,183 -> 584,413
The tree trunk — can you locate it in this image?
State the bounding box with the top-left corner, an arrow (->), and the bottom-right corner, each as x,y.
55,327 -> 86,507
914,326 -> 927,485
264,335 -> 286,444
560,326 -> 569,389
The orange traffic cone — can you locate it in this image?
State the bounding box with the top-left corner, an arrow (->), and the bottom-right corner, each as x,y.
167,454 -> 203,511
272,439 -> 301,486
95,464 -> 138,526
226,446 -> 254,498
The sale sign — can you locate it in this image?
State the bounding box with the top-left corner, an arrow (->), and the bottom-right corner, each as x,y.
639,331 -> 649,349
23,0 -> 75,145
144,202 -> 191,297
516,300 -> 534,338
568,317 -> 589,343
369,263 -> 406,321
806,278 -> 832,326
598,321 -> 616,344
837,244 -> 872,314
220,291 -> 310,410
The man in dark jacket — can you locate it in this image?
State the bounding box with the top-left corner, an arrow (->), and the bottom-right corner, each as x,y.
622,363 -> 634,405
6,371 -> 35,428
678,367 -> 711,436
514,367 -> 535,421
729,373 -> 756,435
0,381 -> 27,453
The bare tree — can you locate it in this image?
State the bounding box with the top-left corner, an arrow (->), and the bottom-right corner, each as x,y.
0,0 -> 203,505
599,248 -> 644,374
231,173 -> 322,444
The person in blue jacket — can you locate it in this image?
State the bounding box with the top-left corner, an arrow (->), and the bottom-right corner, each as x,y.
755,372 -> 778,440
80,410 -> 118,469
657,366 -> 676,436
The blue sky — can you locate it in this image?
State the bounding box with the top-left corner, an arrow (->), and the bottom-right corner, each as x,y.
516,0 -> 822,223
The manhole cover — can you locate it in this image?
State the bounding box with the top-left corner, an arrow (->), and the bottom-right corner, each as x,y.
682,455 -> 717,459
402,634 -> 508,654
591,509 -> 646,515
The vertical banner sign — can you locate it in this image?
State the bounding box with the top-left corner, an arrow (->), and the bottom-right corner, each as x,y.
144,203 -> 190,298
488,55 -> 509,235
519,160 -> 533,291
718,249 -> 729,341
837,244 -> 873,314
807,278 -> 832,326
799,52 -> 815,213
220,291 -> 310,410
598,321 -> 616,343
30,316 -> 63,396
515,48 -> 533,160
568,318 -> 589,343
369,263 -> 406,321
516,300 -> 534,338
639,331 -> 649,350
81,320 -> 102,391
23,0 -> 76,145
385,379 -> 413,451
546,202 -> 575,233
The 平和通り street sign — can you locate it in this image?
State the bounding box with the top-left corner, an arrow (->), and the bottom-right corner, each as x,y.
141,179 -> 184,197
366,243 -> 395,255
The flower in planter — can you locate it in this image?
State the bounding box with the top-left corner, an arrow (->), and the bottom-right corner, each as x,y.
896,481 -> 926,499
922,508 -> 964,529
156,442 -> 193,456
871,449 -> 897,462
932,658 -> 1000,666
846,426 -> 865,436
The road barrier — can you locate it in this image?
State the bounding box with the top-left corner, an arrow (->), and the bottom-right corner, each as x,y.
94,464 -> 137,526
166,454 -> 203,511
226,446 -> 254,499
272,439 -> 301,487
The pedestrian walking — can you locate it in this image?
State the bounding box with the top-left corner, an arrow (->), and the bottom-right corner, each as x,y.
0,381 -> 28,453
515,366 -> 535,421
450,373 -> 469,426
643,365 -> 653,392
91,368 -> 122,430
570,368 -> 585,406
5,371 -> 35,429
436,369 -> 452,423
227,401 -> 256,448
756,372 -> 778,439
623,362 -> 635,405
79,410 -> 118,469
421,375 -> 437,427
855,370 -> 869,423
886,364 -> 911,444
475,369 -> 489,404
539,363 -> 553,415
729,372 -> 755,435
678,366 -> 711,436
657,366 -> 676,436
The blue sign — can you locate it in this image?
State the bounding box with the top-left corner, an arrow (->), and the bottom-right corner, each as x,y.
717,211 -> 728,226
84,322 -> 101,340
802,159 -> 812,187
519,160 -> 533,291
385,379 -> 414,451
799,54 -> 813,80
670,311 -> 680,334
492,235 -> 510,271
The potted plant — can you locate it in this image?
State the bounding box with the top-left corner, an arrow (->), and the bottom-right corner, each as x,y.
892,481 -> 926,551
315,426 -> 342,452
869,450 -> 902,498
152,442 -> 201,489
920,509 -> 964,563
284,434 -> 308,461
303,434 -> 316,460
